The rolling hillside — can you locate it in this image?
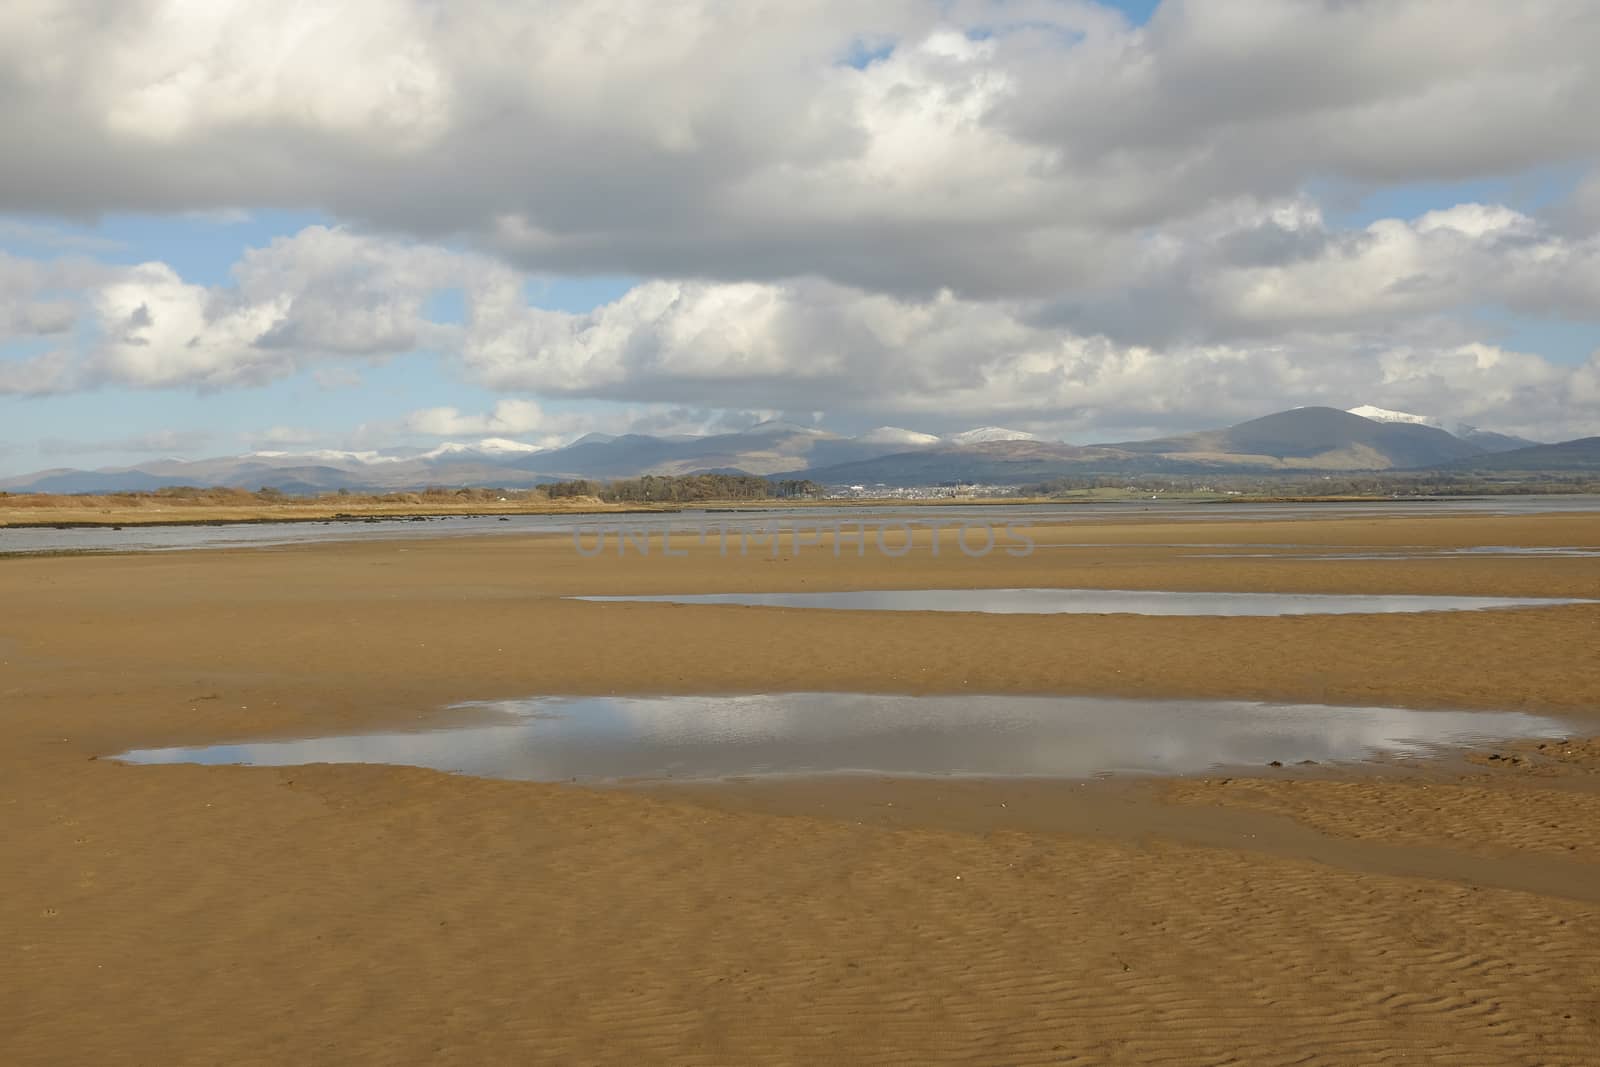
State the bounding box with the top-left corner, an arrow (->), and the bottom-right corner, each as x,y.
1436,437 -> 1600,473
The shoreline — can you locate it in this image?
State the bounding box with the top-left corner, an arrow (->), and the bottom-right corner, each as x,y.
1,489 -> 1582,532
0,506 -> 671,531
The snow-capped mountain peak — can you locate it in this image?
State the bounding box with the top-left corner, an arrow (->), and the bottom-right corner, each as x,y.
1347,404 -> 1537,451
246,438 -> 545,467
418,438 -> 545,459
743,419 -> 829,437
854,426 -> 942,447
1347,404 -> 1488,439
946,426 -> 1037,445
1347,404 -> 1446,430
247,448 -> 393,465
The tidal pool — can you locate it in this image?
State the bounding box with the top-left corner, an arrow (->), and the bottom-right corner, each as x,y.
1188,546 -> 1600,561
568,588 -> 1592,616
112,694 -> 1570,783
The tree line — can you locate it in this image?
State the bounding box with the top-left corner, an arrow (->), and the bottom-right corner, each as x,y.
544,474 -> 822,503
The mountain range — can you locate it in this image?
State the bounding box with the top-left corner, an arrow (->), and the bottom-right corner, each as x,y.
1,407 -> 1589,494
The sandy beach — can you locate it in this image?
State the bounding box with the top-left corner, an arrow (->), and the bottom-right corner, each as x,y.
4,509 -> 1599,1064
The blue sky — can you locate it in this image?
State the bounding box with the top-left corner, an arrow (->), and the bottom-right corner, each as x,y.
1317,164 -> 1589,230
1,213 -> 643,470
7,180 -> 1593,472
1306,164 -> 1600,366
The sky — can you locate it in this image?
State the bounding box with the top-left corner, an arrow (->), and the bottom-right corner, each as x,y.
3,0 -> 1600,477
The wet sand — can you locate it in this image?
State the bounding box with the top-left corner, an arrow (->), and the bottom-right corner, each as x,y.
3,510 -> 1599,1064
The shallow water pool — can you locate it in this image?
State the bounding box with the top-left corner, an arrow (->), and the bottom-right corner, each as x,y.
568,588 -> 1593,616
113,694 -> 1570,783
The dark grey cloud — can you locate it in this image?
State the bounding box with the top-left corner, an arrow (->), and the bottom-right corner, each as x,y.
3,1 -> 1599,299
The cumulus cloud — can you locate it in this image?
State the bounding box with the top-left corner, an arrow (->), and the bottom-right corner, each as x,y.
0,251 -> 103,346
400,399 -> 787,445
1,227 -> 495,393
1,227 -> 493,392
4,2 -> 1599,449
1027,198 -> 1600,346
4,216 -> 1597,438
455,274 -> 1600,440
4,1 -> 1600,295
1198,204 -> 1600,333
405,399 -> 553,436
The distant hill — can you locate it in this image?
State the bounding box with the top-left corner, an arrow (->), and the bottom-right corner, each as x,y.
799,441 -> 1144,487
9,468 -> 189,494
5,407 -> 1590,494
0,424 -> 945,494
1458,429 -> 1539,453
946,426 -> 1036,445
1110,407 -> 1483,468
495,423 -> 936,479
804,407 -> 1492,487
1436,437 -> 1600,473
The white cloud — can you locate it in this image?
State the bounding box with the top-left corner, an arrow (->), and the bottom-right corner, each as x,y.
5,0 -> 1600,450
1196,204 -> 1600,331
396,399 -> 787,447
84,0 -> 451,145
1,251 -> 102,346
91,261 -> 283,387
455,274 -> 1600,440
49,227 -> 491,390
1,226 -> 492,393
4,1 -> 1600,295
405,399 -> 552,436
4,218 -> 1597,440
